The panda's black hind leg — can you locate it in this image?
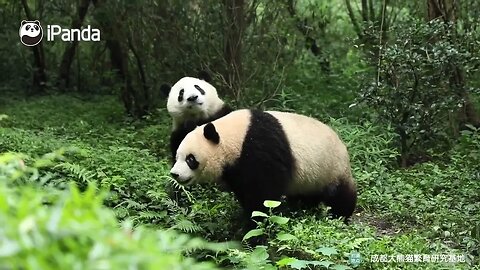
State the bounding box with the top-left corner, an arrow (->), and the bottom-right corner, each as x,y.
322,178 -> 357,221
287,178 -> 357,222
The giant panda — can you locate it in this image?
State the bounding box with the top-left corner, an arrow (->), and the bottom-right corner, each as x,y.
170,109 -> 357,226
161,72 -> 232,161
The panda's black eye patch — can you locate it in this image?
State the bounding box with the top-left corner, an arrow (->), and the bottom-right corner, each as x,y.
26,25 -> 31,30
178,89 -> 184,102
194,85 -> 206,95
186,154 -> 199,170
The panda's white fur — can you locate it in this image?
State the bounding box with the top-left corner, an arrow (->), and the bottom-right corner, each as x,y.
163,75 -> 232,161
171,109 -> 356,221
167,77 -> 225,130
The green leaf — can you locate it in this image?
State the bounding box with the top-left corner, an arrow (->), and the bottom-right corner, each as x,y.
331,264 -> 352,270
263,200 -> 281,208
276,257 -> 296,267
316,260 -> 334,268
287,259 -> 310,270
251,211 -> 268,218
248,246 -> 269,263
464,124 -> 476,131
269,216 -> 289,225
242,228 -> 264,241
276,233 -> 297,241
316,246 -> 338,256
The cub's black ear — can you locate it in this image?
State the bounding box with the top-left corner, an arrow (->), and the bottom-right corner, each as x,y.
160,84 -> 171,98
34,20 -> 40,25
21,20 -> 27,26
197,70 -> 212,83
203,123 -> 220,144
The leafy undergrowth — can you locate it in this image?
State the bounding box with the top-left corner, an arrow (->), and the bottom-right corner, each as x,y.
1,94 -> 479,269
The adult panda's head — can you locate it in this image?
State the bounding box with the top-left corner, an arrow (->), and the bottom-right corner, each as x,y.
161,72 -> 224,129
170,110 -> 250,186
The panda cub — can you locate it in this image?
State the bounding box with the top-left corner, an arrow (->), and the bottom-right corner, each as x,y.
161,72 -> 232,161
170,109 -> 357,224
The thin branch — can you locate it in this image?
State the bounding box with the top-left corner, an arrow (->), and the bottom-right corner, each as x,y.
345,0 -> 363,39
376,0 -> 387,86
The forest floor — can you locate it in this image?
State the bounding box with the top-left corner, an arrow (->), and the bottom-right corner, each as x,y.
1,93 -> 479,269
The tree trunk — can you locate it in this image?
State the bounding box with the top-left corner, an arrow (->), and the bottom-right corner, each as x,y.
427,0 -> 480,128
57,0 -> 92,91
106,39 -> 137,116
20,0 -> 47,94
92,0 -> 147,117
223,0 -> 245,101
128,36 -> 150,109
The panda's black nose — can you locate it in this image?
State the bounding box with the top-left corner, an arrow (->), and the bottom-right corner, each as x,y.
170,172 -> 179,179
187,95 -> 198,102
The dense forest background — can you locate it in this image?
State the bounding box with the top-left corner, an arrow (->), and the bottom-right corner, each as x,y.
0,0 -> 479,269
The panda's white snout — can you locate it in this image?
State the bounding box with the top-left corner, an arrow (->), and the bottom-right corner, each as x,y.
170,165 -> 193,185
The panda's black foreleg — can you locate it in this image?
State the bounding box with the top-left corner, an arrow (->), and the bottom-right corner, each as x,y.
235,187 -> 284,228
237,192 -> 283,246
223,171 -> 285,243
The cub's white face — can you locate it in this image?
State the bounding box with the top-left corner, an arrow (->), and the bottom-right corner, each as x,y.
167,77 -> 223,129
170,129 -> 214,186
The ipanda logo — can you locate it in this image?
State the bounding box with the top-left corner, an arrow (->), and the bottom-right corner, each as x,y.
19,20 -> 43,46
19,20 -> 100,46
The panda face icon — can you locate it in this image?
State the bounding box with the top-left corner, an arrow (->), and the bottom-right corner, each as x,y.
19,20 -> 43,46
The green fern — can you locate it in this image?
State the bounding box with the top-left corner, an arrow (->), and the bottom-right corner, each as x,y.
164,175 -> 195,202
146,189 -> 170,201
172,218 -> 202,234
54,162 -> 94,183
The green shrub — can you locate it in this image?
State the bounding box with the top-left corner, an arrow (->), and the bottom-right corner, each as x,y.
0,152 -> 230,269
357,18 -> 480,166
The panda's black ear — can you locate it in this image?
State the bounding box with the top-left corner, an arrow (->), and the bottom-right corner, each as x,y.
197,70 -> 212,83
21,20 -> 27,26
203,123 -> 219,144
160,84 -> 171,98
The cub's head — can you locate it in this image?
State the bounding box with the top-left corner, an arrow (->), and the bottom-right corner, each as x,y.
161,72 -> 223,128
170,122 -> 222,186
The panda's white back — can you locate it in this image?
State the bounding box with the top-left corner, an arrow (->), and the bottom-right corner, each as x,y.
266,111 -> 351,195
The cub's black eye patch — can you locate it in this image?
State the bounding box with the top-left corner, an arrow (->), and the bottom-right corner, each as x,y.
178,89 -> 184,102
186,154 -> 199,170
194,85 -> 206,95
